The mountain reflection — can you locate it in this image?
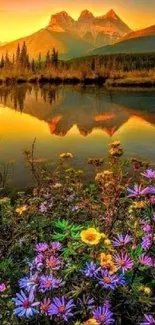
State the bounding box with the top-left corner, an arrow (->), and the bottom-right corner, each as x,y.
0,84 -> 155,137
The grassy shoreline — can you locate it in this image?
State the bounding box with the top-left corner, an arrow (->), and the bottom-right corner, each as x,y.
1,75 -> 155,87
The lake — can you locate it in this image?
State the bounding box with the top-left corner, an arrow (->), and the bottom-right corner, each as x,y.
0,84 -> 155,187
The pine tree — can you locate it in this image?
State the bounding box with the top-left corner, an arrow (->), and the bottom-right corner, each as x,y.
31,59 -> 36,72
0,55 -> 5,68
38,52 -> 42,70
16,43 -> 21,68
45,51 -> 50,69
20,42 -> 27,69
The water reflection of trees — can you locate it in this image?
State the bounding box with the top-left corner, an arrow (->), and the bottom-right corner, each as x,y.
0,84 -> 59,111
0,85 -> 155,137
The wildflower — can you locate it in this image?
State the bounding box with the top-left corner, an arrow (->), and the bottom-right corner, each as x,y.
142,234 -> 152,251
30,254 -> 44,271
110,141 -> 120,148
104,239 -> 111,246
143,224 -> 152,232
50,241 -> 62,253
46,256 -> 62,270
100,253 -> 113,268
139,254 -> 153,267
97,269 -> 125,290
13,290 -> 40,318
148,186 -> 155,195
127,184 -> 150,198
0,283 -> 7,292
40,298 -> 51,315
93,304 -> 114,324
83,262 -> 99,278
143,287 -> 152,295
113,253 -> 134,273
133,201 -> 146,209
80,228 -> 101,245
19,273 -> 39,292
112,234 -> 132,247
142,169 -> 155,179
83,319 -> 99,325
39,275 -> 64,293
53,182 -> 62,189
59,153 -> 73,159
16,205 -> 27,215
48,296 -> 75,321
39,202 -> 48,213
35,242 -> 49,253
78,294 -> 95,310
140,314 -> 155,325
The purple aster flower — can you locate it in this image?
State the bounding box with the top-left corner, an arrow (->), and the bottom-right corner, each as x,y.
148,186 -> 155,195
97,269 -> 126,290
19,273 -> 39,292
48,296 -> 75,321
139,254 -> 153,266
142,234 -> 153,251
112,234 -> 132,247
113,253 -> 134,274
78,294 -> 95,310
143,224 -> 152,233
152,215 -> 155,222
40,298 -> 51,315
50,241 -> 62,252
39,275 -> 64,293
30,254 -> 44,271
0,283 -> 7,292
13,290 -> 40,318
39,202 -> 48,213
93,304 -> 114,324
140,314 -> 155,325
46,256 -> 62,270
142,169 -> 155,179
127,184 -> 150,198
35,243 -> 48,253
83,262 -> 100,278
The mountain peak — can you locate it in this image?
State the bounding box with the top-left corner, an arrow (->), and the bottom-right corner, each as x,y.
48,11 -> 74,28
104,9 -> 118,19
79,10 -> 94,19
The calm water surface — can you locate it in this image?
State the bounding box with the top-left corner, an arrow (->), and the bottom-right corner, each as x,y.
0,84 -> 155,187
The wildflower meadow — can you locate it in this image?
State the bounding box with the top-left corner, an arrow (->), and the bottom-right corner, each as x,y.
0,142 -> 154,325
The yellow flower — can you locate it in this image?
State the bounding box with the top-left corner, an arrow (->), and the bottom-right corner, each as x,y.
82,319 -> 99,325
101,233 -> 107,239
108,263 -> 118,274
104,239 -> 111,246
100,253 -> 113,267
143,287 -> 151,295
16,205 -> 27,215
80,228 -> 101,245
133,201 -> 146,209
59,152 -> 73,159
138,285 -> 144,292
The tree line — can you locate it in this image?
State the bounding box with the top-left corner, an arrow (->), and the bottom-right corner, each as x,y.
0,42 -> 59,72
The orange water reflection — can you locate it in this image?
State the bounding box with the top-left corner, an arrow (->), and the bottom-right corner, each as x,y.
0,85 -> 155,186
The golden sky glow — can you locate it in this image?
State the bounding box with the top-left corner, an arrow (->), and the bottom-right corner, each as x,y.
0,0 -> 155,42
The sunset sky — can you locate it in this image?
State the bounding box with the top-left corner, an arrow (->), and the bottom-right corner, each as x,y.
0,0 -> 155,42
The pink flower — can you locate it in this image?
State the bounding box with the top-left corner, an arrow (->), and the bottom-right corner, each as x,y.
0,283 -> 7,292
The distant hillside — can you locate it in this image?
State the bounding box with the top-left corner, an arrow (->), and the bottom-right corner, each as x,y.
90,35 -> 155,55
0,28 -> 93,60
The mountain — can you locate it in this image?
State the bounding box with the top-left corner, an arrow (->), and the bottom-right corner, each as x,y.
0,10 -> 131,60
48,9 -> 132,47
90,25 -> 155,55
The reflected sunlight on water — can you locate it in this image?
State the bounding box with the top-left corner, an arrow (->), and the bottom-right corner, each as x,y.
0,85 -> 155,186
